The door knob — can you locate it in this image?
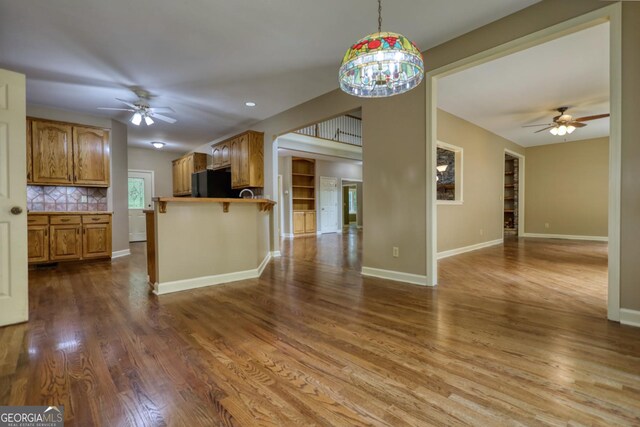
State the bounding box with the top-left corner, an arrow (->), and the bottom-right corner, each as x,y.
10,206 -> 23,215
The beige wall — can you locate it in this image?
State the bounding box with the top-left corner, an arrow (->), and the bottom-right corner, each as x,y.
525,137 -> 609,237
128,147 -> 180,198
192,1 -> 640,311
26,105 -> 129,253
437,110 -> 525,253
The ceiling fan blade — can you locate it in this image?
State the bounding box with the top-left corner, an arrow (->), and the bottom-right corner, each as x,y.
522,123 -> 553,128
97,107 -> 135,112
149,106 -> 175,113
534,126 -> 555,134
151,113 -> 177,124
574,113 -> 610,122
115,98 -> 139,109
568,121 -> 587,128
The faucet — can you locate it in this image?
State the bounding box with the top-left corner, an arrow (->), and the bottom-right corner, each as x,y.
239,189 -> 254,199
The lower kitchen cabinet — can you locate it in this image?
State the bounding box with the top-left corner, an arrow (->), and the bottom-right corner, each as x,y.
28,213 -> 112,264
27,225 -> 49,263
293,211 -> 316,235
50,224 -> 82,261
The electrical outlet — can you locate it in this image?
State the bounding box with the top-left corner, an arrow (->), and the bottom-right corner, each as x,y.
392,247 -> 399,258
545,223 -> 550,229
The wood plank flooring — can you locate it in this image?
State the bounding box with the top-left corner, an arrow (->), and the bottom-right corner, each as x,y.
1,231 -> 640,426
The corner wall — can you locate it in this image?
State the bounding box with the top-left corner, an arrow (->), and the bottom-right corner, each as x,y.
128,147 -> 180,198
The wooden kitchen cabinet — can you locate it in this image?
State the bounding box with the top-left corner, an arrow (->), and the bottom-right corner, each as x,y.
26,119 -> 33,183
304,211 -> 316,233
50,223 -> 82,261
29,118 -> 110,187
172,152 -> 208,196
213,130 -> 263,189
28,225 -> 49,263
31,120 -> 74,185
73,126 -> 110,186
28,213 -> 112,264
293,212 -> 305,234
212,141 -> 231,170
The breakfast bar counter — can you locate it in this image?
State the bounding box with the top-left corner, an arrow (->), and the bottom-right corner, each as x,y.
146,197 -> 275,295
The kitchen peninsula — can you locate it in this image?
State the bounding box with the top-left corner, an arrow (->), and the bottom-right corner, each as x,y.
146,197 -> 275,295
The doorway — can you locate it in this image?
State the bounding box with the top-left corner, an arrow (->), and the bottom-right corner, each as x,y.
128,170 -> 154,242
426,6 -> 621,321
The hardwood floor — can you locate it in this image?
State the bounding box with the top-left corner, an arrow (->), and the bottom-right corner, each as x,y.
1,233 -> 640,426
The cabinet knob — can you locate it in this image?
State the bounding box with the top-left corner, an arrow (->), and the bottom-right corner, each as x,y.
10,206 -> 23,215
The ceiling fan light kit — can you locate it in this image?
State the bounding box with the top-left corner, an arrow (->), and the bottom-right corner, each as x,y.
339,0 -> 424,98
525,106 -> 609,137
98,91 -> 177,127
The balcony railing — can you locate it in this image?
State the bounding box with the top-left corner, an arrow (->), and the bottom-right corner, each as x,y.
295,115 -> 362,146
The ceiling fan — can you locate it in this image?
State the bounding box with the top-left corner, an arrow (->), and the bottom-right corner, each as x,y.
524,107 -> 609,136
97,89 -> 177,126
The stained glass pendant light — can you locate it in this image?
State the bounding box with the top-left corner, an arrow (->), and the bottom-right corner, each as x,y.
339,0 -> 424,98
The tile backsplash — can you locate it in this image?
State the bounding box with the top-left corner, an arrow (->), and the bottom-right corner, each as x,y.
27,186 -> 108,212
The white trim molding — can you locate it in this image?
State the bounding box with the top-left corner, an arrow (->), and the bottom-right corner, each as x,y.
437,239 -> 503,260
270,251 -> 282,258
111,249 -> 131,259
361,267 -> 431,287
523,233 -> 608,242
620,309 -> 640,328
154,253 -> 272,295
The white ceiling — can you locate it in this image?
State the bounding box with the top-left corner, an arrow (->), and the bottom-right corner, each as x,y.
0,0 -> 539,152
438,23 -> 610,147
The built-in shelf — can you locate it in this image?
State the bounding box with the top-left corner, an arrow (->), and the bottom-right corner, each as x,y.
292,197 -> 315,200
292,157 -> 316,235
504,155 -> 519,233
292,172 -> 315,177
292,185 -> 315,189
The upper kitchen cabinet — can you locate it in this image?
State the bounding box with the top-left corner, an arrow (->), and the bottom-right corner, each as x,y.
214,130 -> 263,189
172,152 -> 208,196
73,126 -> 110,186
31,120 -> 74,185
28,118 -> 111,187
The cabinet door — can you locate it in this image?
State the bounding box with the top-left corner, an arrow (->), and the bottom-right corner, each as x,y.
293,212 -> 306,234
73,127 -> 110,186
172,159 -> 182,196
231,135 -> 250,188
50,224 -> 82,261
32,120 -> 73,184
183,156 -> 195,195
28,225 -> 49,263
304,211 -> 316,233
212,146 -> 222,169
83,223 -> 111,259
221,143 -> 231,167
26,119 -> 33,183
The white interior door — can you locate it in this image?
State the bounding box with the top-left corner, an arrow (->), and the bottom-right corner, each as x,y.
320,176 -> 339,233
0,69 -> 28,327
128,170 -> 153,242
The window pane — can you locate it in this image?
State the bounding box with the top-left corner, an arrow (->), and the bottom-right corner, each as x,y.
349,187 -> 357,214
128,177 -> 145,209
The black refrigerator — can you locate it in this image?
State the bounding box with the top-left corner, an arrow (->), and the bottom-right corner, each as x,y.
191,169 -> 240,198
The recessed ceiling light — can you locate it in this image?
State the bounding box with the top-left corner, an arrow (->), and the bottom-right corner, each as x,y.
245,101 -> 256,107
151,142 -> 165,149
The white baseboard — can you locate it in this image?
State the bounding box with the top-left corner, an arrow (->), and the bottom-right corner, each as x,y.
361,267 -> 431,287
111,249 -> 131,259
437,239 -> 503,260
281,233 -> 295,239
620,309 -> 640,328
270,251 -> 281,258
523,233 -> 608,242
154,252 -> 272,295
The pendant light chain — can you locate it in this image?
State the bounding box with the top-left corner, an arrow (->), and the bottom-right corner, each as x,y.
378,0 -> 382,33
